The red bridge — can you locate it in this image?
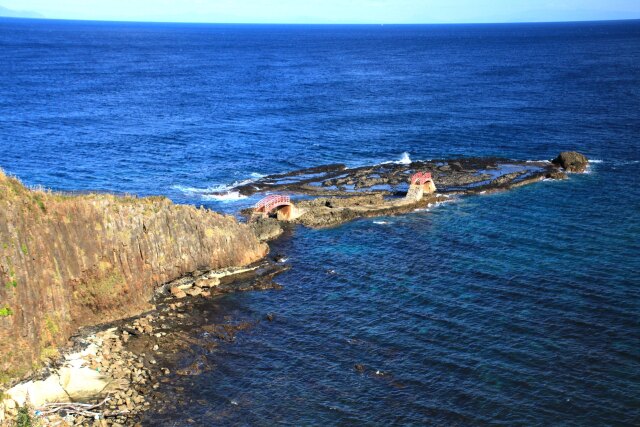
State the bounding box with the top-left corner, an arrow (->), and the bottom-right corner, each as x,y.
254,194 -> 292,215
410,172 -> 432,185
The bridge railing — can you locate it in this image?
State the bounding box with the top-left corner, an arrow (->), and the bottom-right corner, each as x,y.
255,194 -> 291,213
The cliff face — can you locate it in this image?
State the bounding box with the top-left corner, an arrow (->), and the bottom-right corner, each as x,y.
0,170 -> 268,382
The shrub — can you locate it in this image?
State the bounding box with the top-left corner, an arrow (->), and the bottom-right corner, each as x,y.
16,406 -> 33,427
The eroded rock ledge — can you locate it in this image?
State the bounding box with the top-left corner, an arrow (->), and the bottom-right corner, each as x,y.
237,152 -> 587,233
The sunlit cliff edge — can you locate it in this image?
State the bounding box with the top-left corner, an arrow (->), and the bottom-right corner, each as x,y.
0,169 -> 268,384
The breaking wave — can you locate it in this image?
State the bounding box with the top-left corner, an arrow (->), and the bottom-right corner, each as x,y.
172,172 -> 266,198
378,152 -> 413,166
202,191 -> 247,202
397,152 -> 412,164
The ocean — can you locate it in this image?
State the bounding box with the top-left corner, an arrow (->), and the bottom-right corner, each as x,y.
1,18 -> 639,425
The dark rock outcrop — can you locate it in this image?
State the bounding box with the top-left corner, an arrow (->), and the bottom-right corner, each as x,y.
249,217 -> 284,242
240,153 -> 587,230
294,193 -> 442,228
0,169 -> 268,383
552,151 -> 589,173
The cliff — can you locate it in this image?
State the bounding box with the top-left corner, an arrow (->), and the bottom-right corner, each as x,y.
0,170 -> 268,383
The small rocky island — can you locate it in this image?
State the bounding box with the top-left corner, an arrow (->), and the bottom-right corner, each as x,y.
0,152 -> 588,426
239,151 -> 588,239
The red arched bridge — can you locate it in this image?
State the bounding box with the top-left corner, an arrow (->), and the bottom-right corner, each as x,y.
254,194 -> 303,221
410,172 -> 432,185
254,194 -> 291,214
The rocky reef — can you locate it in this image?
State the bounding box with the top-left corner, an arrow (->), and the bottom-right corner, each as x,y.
230,156 -> 569,199
236,153 -> 583,231
0,169 -> 268,387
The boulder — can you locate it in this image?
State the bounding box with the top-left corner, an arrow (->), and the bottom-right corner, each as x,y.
552,152 -> 589,173
194,276 -> 220,288
5,374 -> 69,407
2,397 -> 16,420
185,287 -> 202,297
545,171 -> 568,180
58,365 -> 110,401
170,287 -> 187,299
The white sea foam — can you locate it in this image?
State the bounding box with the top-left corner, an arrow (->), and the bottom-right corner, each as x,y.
397,152 -> 412,164
525,159 -> 552,163
373,220 -> 389,225
378,152 -> 413,166
588,159 -> 603,163
414,199 -> 452,212
172,172 -> 266,198
202,191 -> 247,202
171,184 -> 228,195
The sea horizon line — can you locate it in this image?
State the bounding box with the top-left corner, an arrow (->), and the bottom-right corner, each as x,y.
1,15 -> 640,26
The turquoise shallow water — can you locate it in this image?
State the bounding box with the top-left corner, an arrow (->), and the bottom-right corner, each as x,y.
0,18 -> 639,425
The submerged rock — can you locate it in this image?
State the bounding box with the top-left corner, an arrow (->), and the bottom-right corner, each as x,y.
273,254 -> 288,263
552,151 -> 589,173
545,170 -> 568,180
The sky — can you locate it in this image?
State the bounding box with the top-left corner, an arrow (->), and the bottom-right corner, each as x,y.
1,0 -> 640,24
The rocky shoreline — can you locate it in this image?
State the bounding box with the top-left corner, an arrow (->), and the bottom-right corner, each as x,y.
1,261 -> 287,426
0,152 -> 589,426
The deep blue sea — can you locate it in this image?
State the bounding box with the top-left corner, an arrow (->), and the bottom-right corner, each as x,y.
1,18 -> 639,425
